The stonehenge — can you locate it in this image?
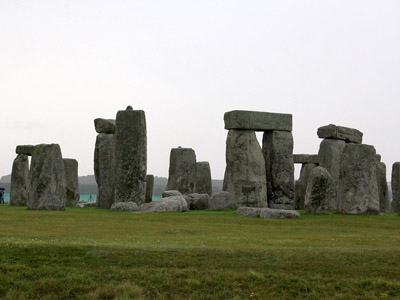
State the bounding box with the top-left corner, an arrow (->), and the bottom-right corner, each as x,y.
10,154 -> 29,206
376,162 -> 390,213
194,162 -> 212,196
304,167 -> 332,214
145,174 -> 154,203
63,158 -> 80,206
166,147 -> 196,194
391,162 -> 400,213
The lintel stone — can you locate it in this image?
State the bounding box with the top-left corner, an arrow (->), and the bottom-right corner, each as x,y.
317,124 -> 363,144
293,154 -> 319,164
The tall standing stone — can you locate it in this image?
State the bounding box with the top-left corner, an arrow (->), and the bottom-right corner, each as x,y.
63,159 -> 80,206
318,139 -> 346,210
166,147 -> 196,194
10,154 -> 30,206
145,174 -> 154,203
296,163 -> 317,209
391,162 -> 400,213
194,161 -> 212,196
28,144 -> 67,210
304,167 -> 333,214
114,106 -> 147,204
224,130 -> 267,208
376,162 -> 390,213
338,144 -> 379,214
94,133 -> 116,209
262,130 -> 294,209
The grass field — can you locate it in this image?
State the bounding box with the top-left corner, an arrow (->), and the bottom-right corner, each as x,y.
0,205 -> 399,299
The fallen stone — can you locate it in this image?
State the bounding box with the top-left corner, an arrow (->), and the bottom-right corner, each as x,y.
376,162 -> 390,213
208,191 -> 233,210
162,190 -> 182,198
236,207 -> 300,218
10,154 -> 29,206
224,130 -> 267,208
317,124 -> 363,144
293,154 -> 319,164
184,193 -> 209,210
15,145 -> 35,156
391,162 -> 400,213
138,196 -> 188,213
194,161 -> 212,196
110,201 -> 138,211
94,118 -> 116,134
296,163 -> 318,209
236,207 -> 262,217
166,147 -> 196,194
304,167 -> 333,214
63,159 -> 80,206
224,110 -> 292,132
75,201 -> 97,208
145,174 -> 154,203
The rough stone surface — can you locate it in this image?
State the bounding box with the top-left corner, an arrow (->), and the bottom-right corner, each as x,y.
304,167 -> 333,214
295,163 -> 318,209
94,118 -> 116,134
10,154 -> 29,206
110,201 -> 138,211
115,107 -> 147,204
162,190 -> 182,198
194,161 -> 212,196
75,201 -> 97,208
224,130 -> 267,208
293,154 -> 319,164
208,191 -> 233,210
145,174 -> 154,203
15,145 -> 35,156
262,130 -> 294,209
224,110 -> 292,132
236,207 -> 300,218
63,159 -> 80,206
338,144 -> 380,214
294,180 -> 301,209
27,144 -> 67,210
138,196 -> 188,213
166,147 -> 196,194
375,154 -> 382,163
184,193 -> 209,210
318,138 -> 346,210
94,133 -> 116,209
376,162 -> 390,213
391,162 -> 400,213
317,124 -> 363,144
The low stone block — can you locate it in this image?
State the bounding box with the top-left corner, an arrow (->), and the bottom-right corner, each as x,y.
15,145 -> 35,156
293,154 -> 319,164
94,118 -> 116,134
208,191 -> 233,210
184,193 -> 209,210
317,124 -> 363,144
110,201 -> 138,211
138,196 -> 188,213
162,190 -> 182,198
236,207 -> 300,218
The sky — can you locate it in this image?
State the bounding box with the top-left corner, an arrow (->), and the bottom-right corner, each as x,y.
1,0 -> 399,181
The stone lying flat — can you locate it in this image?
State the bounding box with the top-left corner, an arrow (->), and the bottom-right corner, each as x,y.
162,190 -> 182,198
15,145 -> 35,156
75,201 -> 97,208
138,196 -> 188,213
184,193 -> 209,210
236,207 -> 300,219
94,118 -> 116,134
317,124 -> 363,144
110,201 -> 138,211
293,154 -> 319,164
208,191 -> 233,210
224,110 -> 292,132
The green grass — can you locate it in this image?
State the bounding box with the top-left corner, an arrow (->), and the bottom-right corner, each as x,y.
0,205 -> 399,299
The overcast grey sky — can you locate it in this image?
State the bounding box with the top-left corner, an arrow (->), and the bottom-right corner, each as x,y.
1,0 -> 399,181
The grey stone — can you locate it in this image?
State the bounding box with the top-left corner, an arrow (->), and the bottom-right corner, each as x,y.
94,133 -> 115,209
208,191 -> 233,210
162,190 -> 182,198
27,144 -> 67,210
145,174 -> 154,203
236,207 -> 300,218
375,154 -> 382,163
75,201 -> 97,208
262,130 -> 294,209
224,110 -> 292,132
94,118 -> 116,134
318,138 -> 346,210
166,147 -> 196,194
376,162 -> 390,213
293,154 -> 319,164
317,124 -> 363,144
115,106 -> 147,204
391,162 -> 400,213
236,207 -> 262,217
304,167 -> 333,214
10,154 -> 29,206
194,161 -> 212,196
138,196 -> 188,213
296,163 -> 318,209
184,193 -> 209,210
110,201 -> 138,211
15,145 -> 35,156
338,144 -> 380,214
224,130 -> 267,208
63,159 -> 80,206
294,180 -> 301,209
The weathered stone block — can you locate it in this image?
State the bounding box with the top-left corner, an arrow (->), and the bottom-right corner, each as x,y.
145,174 -> 154,203
162,190 -> 182,198
295,163 -> 317,209
194,161 -> 212,196
138,196 -> 188,213
10,154 -> 29,206
236,207 -> 300,218
184,193 -> 209,210
293,154 -> 319,164
391,162 -> 400,213
63,158 -> 80,206
208,191 -> 233,210
94,118 -> 116,134
317,124 -> 363,144
166,147 -> 196,195
110,201 -> 138,211
15,145 -> 35,156
304,167 -> 333,214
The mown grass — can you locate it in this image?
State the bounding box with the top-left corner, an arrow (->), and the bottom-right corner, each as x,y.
0,205 -> 399,299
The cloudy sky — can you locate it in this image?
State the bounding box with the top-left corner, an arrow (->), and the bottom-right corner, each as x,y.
1,0 -> 399,180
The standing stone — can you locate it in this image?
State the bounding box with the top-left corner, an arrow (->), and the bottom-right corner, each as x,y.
63,159 -> 80,206
296,163 -> 317,209
194,161 -> 212,196
145,174 -> 154,203
391,162 -> 400,213
376,162 -> 390,213
262,130 -> 294,209
304,167 -> 333,214
224,130 -> 267,208
94,133 -> 116,209
10,154 -> 29,206
338,144 -> 379,214
114,106 -> 147,204
318,139 -> 346,210
28,144 -> 67,210
166,147 -> 196,195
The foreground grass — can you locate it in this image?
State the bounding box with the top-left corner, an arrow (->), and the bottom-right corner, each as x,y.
0,206 -> 399,299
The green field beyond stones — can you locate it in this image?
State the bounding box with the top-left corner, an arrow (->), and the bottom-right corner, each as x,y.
0,205 -> 399,299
